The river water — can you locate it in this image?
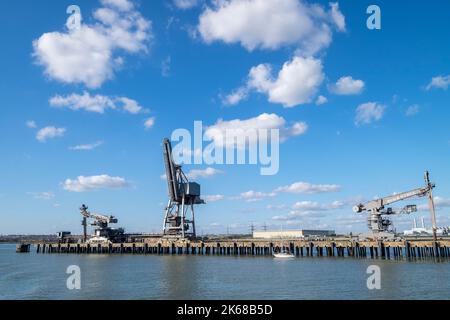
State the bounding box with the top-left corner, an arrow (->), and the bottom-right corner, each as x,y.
0,244 -> 449,300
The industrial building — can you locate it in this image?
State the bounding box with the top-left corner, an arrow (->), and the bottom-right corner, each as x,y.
253,230 -> 335,239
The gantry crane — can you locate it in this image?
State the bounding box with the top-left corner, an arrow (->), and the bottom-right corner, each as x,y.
162,138 -> 204,239
80,204 -> 125,243
353,171 -> 437,240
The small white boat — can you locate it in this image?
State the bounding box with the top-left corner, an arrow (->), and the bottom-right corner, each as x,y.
273,250 -> 295,258
87,236 -> 112,245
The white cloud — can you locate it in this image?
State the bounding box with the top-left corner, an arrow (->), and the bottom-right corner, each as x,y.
204,113 -> 307,148
62,174 -> 128,192
329,2 -> 346,32
69,141 -> 104,151
161,56 -> 171,77
26,120 -> 37,129
292,200 -> 345,211
118,97 -> 145,114
315,95 -> 328,105
204,194 -> 225,202
49,92 -> 147,114
235,190 -> 277,202
355,102 -> 386,126
275,181 -> 341,194
198,0 -> 345,54
144,117 -> 156,130
186,167 -> 224,179
252,56 -> 324,107
102,0 -> 134,12
406,104 -> 420,117
330,76 -> 365,95
222,87 -> 248,106
28,191 -> 55,200
32,0 -> 151,88
426,75 -> 450,90
50,92 -> 114,113
272,199 -> 348,222
433,197 -> 450,209
174,0 -> 199,10
418,197 -> 450,211
227,56 -> 324,107
36,126 -> 66,142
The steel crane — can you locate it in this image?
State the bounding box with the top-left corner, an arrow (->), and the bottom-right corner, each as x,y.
353,171 -> 437,239
80,204 -> 124,242
162,138 -> 204,239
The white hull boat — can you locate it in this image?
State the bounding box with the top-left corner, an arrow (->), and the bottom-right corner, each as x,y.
273,252 -> 295,258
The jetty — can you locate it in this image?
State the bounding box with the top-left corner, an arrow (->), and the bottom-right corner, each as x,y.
33,238 -> 450,260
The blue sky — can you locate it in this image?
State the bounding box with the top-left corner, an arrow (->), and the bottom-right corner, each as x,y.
1,0 -> 450,235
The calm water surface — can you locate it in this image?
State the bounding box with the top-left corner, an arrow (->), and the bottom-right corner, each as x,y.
1,244 -> 449,300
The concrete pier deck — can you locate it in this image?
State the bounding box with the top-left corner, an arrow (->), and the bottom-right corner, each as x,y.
33,238 -> 450,260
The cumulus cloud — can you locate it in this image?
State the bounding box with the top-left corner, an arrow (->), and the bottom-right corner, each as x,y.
204,194 -> 225,202
329,2 -> 346,32
234,190 -> 277,202
144,117 -> 156,130
406,104 -> 420,117
26,120 -> 37,129
225,56 -> 324,107
275,181 -> 341,194
161,56 -> 171,77
232,184 -> 343,204
418,197 -> 450,211
292,200 -> 345,211
32,0 -> 152,88
49,92 -> 147,114
27,191 -> 55,200
69,141 -> 104,151
62,174 -> 129,192
36,126 -> 66,142
330,76 -> 365,95
272,199 -> 348,221
119,97 -> 146,114
222,87 -> 248,106
198,0 -> 345,54
174,0 -> 200,10
426,75 -> 450,90
186,167 -> 224,179
315,95 -> 328,105
102,0 -> 135,11
204,113 -> 307,148
252,56 -> 324,107
355,102 -> 386,126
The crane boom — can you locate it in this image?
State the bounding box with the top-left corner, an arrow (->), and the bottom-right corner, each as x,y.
353,186 -> 431,213
353,171 -> 437,238
163,138 -> 180,202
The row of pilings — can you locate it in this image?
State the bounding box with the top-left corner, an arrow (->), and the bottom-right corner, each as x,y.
34,240 -> 450,260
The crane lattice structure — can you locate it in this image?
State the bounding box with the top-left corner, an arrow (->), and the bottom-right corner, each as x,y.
353,171 -> 437,240
162,138 -> 204,239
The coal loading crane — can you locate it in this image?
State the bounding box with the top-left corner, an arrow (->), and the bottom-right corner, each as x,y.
162,138 -> 204,239
353,171 -> 437,239
80,204 -> 125,243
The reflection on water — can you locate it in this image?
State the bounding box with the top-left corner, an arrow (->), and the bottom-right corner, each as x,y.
0,244 -> 449,300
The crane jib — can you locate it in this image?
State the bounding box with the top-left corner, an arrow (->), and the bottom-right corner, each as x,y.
163,139 -> 179,202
